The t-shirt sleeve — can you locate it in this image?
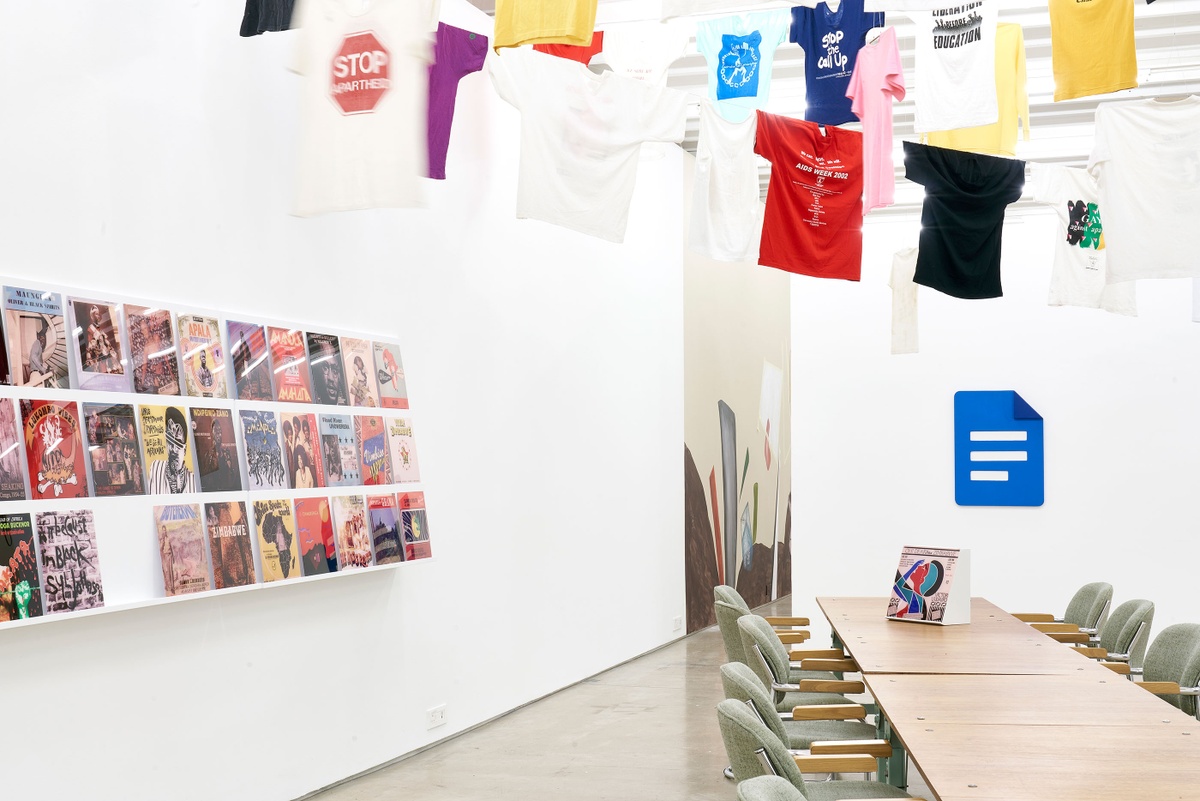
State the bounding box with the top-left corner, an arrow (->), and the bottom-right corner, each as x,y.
695,20 -> 717,66
1014,27 -> 1029,142
288,0 -> 315,75
902,140 -> 929,187
465,30 -> 490,74
1026,162 -> 1056,205
1005,160 -> 1027,204
1087,106 -> 1110,177
847,59 -> 863,119
884,30 -> 906,102
753,109 -> 778,164
763,10 -> 790,50
789,7 -> 809,48
641,86 -> 688,144
488,47 -> 527,110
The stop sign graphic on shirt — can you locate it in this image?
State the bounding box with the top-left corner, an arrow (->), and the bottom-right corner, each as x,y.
330,31 -> 391,115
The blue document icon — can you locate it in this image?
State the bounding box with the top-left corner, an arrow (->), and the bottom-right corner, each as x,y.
954,391 -> 1044,507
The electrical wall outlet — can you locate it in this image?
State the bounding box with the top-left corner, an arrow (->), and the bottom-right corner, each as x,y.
673,615 -> 683,631
426,704 -> 447,729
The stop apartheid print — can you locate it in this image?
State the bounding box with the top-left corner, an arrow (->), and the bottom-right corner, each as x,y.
330,31 -> 391,115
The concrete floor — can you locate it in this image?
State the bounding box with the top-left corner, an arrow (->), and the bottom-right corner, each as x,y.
308,595 -> 933,801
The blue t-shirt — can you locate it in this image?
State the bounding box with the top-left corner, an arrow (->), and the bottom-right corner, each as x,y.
791,0 -> 883,126
697,11 -> 789,123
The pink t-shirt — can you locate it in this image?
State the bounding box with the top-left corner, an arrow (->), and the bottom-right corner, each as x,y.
846,27 -> 905,213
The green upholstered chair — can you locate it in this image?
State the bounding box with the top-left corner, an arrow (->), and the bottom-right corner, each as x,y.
716,699 -> 919,801
715,585 -> 811,665
736,776 -> 927,801
1070,599 -> 1153,676
1135,623 -> 1200,716
738,614 -> 849,712
1014,581 -> 1113,638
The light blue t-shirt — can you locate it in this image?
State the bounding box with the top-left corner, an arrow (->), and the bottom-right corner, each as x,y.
696,11 -> 789,122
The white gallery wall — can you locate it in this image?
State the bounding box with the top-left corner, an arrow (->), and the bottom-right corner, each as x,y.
792,208 -> 1200,642
0,1 -> 686,799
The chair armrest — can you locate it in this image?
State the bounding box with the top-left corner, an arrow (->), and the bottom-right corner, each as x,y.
1031,622 -> 1080,633
1071,646 -> 1108,659
777,631 -> 811,644
1049,632 -> 1092,644
1012,613 -> 1056,623
1101,662 -> 1131,675
765,616 -> 811,627
800,658 -> 858,672
1138,681 -> 1182,695
790,648 -> 845,661
792,704 -> 866,721
793,754 -> 877,774
810,739 -> 892,758
798,679 -> 865,695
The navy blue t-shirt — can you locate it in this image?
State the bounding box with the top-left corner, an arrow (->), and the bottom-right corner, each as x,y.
790,1 -> 883,126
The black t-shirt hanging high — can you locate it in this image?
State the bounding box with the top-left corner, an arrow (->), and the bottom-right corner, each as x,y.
903,141 -> 1025,300
240,0 -> 294,37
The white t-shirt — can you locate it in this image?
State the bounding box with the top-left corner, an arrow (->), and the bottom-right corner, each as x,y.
596,21 -> 690,86
688,101 -> 762,262
695,11 -> 789,122
1027,163 -> 1136,316
1088,96 -> 1200,282
290,0 -> 438,217
488,48 -> 687,243
909,0 -> 999,133
890,247 -> 919,355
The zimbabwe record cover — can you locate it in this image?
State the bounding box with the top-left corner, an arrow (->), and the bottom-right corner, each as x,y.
331,494 -> 371,570
0,513 -> 41,620
342,336 -> 380,408
83,403 -> 145,497
190,406 -> 241,492
177,313 -> 227,399
125,304 -> 180,395
399,491 -> 431,561
355,415 -> 392,486
281,411 -> 324,490
227,320 -> 274,401
204,501 -> 256,589
140,405 -> 197,495
254,498 -> 298,582
295,496 -> 337,576
268,326 -> 313,404
69,297 -> 128,392
239,410 -> 287,490
307,331 -> 348,406
367,493 -> 402,565
154,503 -> 212,597
318,413 -> 360,487
5,285 -> 68,389
0,398 -> 27,501
373,341 -> 409,409
35,508 -> 104,613
21,399 -> 88,500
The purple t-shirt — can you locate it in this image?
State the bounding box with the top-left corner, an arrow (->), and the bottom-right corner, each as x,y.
428,23 -> 489,180
790,0 -> 883,126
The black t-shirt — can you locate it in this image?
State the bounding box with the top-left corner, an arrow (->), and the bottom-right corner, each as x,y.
240,0 -> 294,37
903,141 -> 1025,300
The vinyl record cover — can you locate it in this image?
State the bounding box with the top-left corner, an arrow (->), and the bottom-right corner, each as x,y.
140,405 -> 196,495
83,403 -> 144,497
268,326 -> 313,404
227,320 -> 274,402
69,297 -> 128,391
331,494 -> 371,570
386,417 -> 421,483
307,332 -> 348,406
125,304 -> 180,395
342,337 -> 380,408
35,508 -> 104,613
178,314 -> 227,399
239,410 -> 287,490
367,493 -> 403,565
154,503 -> 212,597
399,491 -> 432,561
204,500 -> 256,589
0,513 -> 41,620
5,285 -> 68,389
21,399 -> 88,500
0,398 -> 27,501
254,498 -> 298,582
295,496 -> 337,576
355,415 -> 392,486
373,341 -> 409,410
280,412 -> 324,490
318,413 -> 360,487
190,407 -> 241,492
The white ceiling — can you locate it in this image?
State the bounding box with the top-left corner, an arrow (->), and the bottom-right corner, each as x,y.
469,1 -> 1200,214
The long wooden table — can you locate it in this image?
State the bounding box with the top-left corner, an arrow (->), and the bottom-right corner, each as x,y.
815,596 -> 1200,800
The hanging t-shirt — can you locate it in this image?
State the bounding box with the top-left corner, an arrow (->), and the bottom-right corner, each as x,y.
1026,163 -> 1136,316
790,0 -> 884,126
240,0 -> 294,36
1088,96 -> 1200,283
909,0 -> 999,133
864,0 -> 963,9
596,22 -> 690,85
696,11 -> 790,123
290,0 -> 438,216
1047,0 -> 1136,102
533,31 -> 605,65
754,111 -> 864,280
689,102 -> 762,263
924,22 -> 1027,157
488,49 -> 687,243
662,0 -> 801,20
494,0 -> 598,49
428,24 -> 489,181
890,247 -> 919,355
846,26 -> 905,213
903,141 -> 1024,299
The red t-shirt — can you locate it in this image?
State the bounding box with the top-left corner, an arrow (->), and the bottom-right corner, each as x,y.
533,30 -> 604,65
754,110 -> 864,280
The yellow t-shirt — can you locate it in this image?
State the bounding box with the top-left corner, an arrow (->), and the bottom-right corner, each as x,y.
1048,0 -> 1137,102
493,0 -> 599,49
925,23 -> 1029,158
